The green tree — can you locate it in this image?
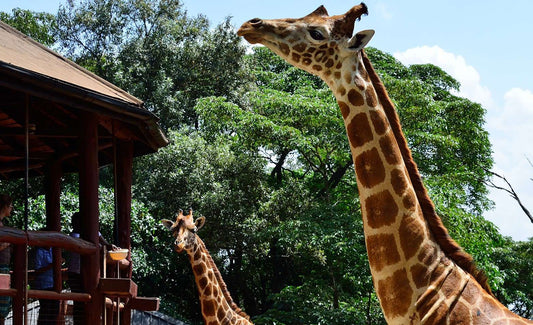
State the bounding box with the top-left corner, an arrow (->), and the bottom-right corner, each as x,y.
0,8 -> 56,46
5,2 -> 530,322
55,0 -> 249,130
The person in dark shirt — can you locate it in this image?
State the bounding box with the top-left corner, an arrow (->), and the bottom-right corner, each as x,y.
34,237 -> 59,324
0,194 -> 13,325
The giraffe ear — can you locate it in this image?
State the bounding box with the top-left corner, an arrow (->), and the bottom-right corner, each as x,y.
194,217 -> 206,232
306,5 -> 329,17
161,219 -> 174,230
347,29 -> 374,52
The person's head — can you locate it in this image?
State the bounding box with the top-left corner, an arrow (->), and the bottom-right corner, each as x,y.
0,194 -> 13,219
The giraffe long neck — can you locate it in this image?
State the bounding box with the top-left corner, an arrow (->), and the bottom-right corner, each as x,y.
186,237 -> 252,324
322,51 -> 533,324
328,51 -> 466,323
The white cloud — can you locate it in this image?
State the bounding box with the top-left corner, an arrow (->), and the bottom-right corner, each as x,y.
393,46 -> 533,241
393,45 -> 493,108
485,88 -> 533,241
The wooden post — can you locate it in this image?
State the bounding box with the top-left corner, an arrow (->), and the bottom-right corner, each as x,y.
116,140 -> 133,324
116,140 -> 133,276
45,161 -> 62,293
78,112 -> 102,324
11,244 -> 26,325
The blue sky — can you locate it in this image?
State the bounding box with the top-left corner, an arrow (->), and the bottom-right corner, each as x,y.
1,1 -> 532,241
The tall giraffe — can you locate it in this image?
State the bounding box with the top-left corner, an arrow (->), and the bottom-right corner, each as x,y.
238,3 -> 532,324
162,210 -> 253,325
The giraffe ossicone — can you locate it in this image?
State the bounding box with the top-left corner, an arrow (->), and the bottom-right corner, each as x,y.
162,209 -> 253,325
238,3 -> 532,324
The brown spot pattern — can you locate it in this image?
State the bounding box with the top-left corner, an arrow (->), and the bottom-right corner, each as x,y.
202,299 -> 216,316
369,110 -> 388,135
312,65 -> 323,71
448,301 -> 471,325
347,89 -> 364,106
315,50 -> 326,61
204,285 -> 212,296
292,53 -> 301,62
377,269 -> 413,317
360,65 -> 370,81
198,276 -> 208,290
365,190 -> 398,228
354,147 -> 386,189
293,43 -> 306,53
354,77 -> 366,91
417,243 -> 438,267
346,113 -> 374,148
279,43 -> 290,55
410,263 -> 430,289
390,168 -> 408,196
344,72 -> 352,84
217,308 -> 226,322
366,233 -> 401,272
194,263 -> 206,275
365,88 -> 378,107
379,133 -> 401,165
403,191 -> 417,211
399,214 -> 425,260
338,101 -> 350,119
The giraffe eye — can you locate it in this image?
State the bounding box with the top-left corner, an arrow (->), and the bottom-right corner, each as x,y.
309,29 -> 325,41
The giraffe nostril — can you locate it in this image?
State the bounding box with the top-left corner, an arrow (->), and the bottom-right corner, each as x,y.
249,18 -> 262,26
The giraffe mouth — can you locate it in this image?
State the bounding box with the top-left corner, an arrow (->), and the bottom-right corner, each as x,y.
237,29 -> 263,44
174,240 -> 186,253
237,19 -> 266,44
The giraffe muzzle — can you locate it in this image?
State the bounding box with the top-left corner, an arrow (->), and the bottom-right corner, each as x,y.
237,19 -> 266,44
174,240 -> 186,252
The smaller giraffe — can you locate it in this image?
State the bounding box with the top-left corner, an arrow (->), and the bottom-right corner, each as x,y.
162,209 -> 253,325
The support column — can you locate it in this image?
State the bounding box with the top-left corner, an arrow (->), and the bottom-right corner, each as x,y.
45,161 -> 62,293
12,244 -> 26,325
78,112 -> 102,324
115,140 -> 133,276
115,140 -> 133,324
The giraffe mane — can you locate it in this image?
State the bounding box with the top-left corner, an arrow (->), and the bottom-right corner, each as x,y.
195,236 -> 252,320
361,50 -> 494,297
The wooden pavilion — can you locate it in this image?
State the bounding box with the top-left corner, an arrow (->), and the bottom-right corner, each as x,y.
0,21 -> 168,324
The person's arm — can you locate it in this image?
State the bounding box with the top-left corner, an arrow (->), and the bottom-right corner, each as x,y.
99,234 -> 117,251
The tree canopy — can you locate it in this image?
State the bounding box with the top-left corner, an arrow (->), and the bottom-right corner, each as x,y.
1,1 -> 531,323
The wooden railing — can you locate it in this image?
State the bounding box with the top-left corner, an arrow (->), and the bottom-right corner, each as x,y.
0,227 -> 159,324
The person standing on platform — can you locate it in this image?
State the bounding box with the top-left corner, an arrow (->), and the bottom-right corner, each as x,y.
34,238 -> 60,325
0,194 -> 13,325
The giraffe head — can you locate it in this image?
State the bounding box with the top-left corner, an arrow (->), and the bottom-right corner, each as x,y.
162,209 -> 205,253
238,2 -> 374,79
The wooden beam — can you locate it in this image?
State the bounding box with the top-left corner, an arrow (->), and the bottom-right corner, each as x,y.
99,278 -> 137,297
128,296 -> 160,311
27,289 -> 91,302
0,288 -> 17,297
0,228 -> 98,254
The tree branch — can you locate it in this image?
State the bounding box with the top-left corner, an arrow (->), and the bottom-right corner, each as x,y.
486,170 -> 533,224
